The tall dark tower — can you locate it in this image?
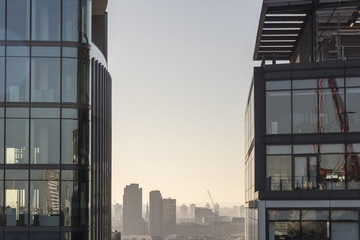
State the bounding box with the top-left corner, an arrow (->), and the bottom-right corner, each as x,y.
0,0 -> 112,239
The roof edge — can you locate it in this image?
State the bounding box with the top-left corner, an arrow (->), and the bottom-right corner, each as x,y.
253,3 -> 268,61
92,0 -> 108,16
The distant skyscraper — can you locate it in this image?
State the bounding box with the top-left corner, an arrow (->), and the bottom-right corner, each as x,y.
149,190 -> 163,239
195,207 -> 215,224
123,184 -> 147,235
145,202 -> 149,224
163,198 -> 176,236
114,203 -> 123,222
180,204 -> 188,219
190,204 -> 196,219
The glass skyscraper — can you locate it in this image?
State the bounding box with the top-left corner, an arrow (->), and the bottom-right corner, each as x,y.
0,0 -> 111,239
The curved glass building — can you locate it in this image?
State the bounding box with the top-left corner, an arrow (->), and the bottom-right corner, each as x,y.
0,0 -> 111,239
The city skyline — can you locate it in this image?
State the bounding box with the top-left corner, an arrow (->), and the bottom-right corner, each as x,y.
108,0 -> 263,206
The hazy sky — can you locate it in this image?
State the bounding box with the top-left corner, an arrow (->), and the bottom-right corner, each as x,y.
108,0 -> 262,207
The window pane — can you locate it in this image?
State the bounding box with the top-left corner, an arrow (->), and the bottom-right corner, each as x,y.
293,90 -> 317,133
301,222 -> 329,240
293,144 -> 318,154
62,59 -> 78,102
302,210 -> 329,220
268,222 -> 300,240
0,119 -> 3,164
346,88 -> 360,132
6,58 -> 29,102
6,108 -> 29,118
319,77 -> 344,88
320,144 -> 344,153
31,108 -> 60,118
346,145 -> 360,189
62,109 -> 78,119
266,91 -> 291,134
62,47 -> 78,58
319,89 -> 344,133
7,0 -> 30,41
293,79 -> 317,89
81,0 -> 91,43
0,0 -> 4,40
294,156 -> 318,190
7,46 -> 29,57
332,222 -> 358,240
267,155 -> 292,190
61,181 -> 79,226
6,119 -> 29,164
267,145 -> 291,155
6,170 -> 28,180
308,152 -> 347,192
0,46 -> 4,56
63,0 -> 79,42
5,180 -> 28,226
31,169 -> 60,180
31,58 -> 60,102
32,47 -> 60,57
266,80 -> 291,90
30,180 -> 60,226
0,58 -> 3,101
268,210 -> 300,220
32,0 -> 60,41
0,180 -> 3,226
62,120 -> 78,164
346,77 -> 360,87
31,119 -> 60,164
331,210 -> 359,220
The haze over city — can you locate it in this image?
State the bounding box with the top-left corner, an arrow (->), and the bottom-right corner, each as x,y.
108,0 -> 262,206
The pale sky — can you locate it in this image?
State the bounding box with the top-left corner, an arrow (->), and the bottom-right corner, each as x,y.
108,0 -> 262,207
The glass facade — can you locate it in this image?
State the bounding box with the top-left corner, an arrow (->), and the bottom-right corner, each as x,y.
268,209 -> 360,240
265,77 -> 360,134
0,0 -> 111,239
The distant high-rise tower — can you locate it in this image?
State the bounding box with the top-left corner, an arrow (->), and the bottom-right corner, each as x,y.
190,204 -> 196,219
163,198 -> 176,236
180,204 -> 188,219
149,190 -> 163,239
123,184 -> 147,235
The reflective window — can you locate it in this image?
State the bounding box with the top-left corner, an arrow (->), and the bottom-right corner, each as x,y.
293,145 -> 317,154
62,58 -> 78,102
319,89 -> 344,133
267,156 -> 292,190
293,79 -> 317,89
268,222 -> 300,240
346,144 -> 360,189
346,88 -> 360,132
301,222 -> 329,240
63,47 -> 78,58
30,180 -> 60,226
0,57 -> 4,101
331,210 -> 359,220
31,58 -> 60,102
320,144 -> 344,153
294,156 -> 318,189
5,180 -> 28,226
346,77 -> 360,87
319,77 -> 344,88
32,47 -> 60,57
7,0 -> 30,41
6,170 -> 29,180
302,210 -> 329,220
31,108 -> 60,119
5,232 -> 28,240
266,91 -> 291,134
31,169 -> 59,180
332,223 -> 359,240
6,119 -> 29,164
319,154 -> 345,191
6,58 -> 29,102
6,108 -> 29,118
62,109 -> 78,119
0,0 -> 4,40
63,0 -> 79,42
293,90 -> 317,133
267,145 -> 291,155
30,232 -> 59,240
266,80 -> 291,90
32,0 -> 60,41
7,46 -> 29,56
0,180 -> 3,226
62,120 -> 78,164
0,46 -> 4,56
61,181 -> 79,226
31,119 -> 60,164
81,0 -> 91,43
268,210 -> 300,220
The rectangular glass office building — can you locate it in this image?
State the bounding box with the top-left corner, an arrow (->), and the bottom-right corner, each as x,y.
0,0 -> 112,239
245,1 -> 360,239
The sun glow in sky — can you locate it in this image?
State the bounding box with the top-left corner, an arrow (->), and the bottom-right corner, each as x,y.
108,0 -> 262,206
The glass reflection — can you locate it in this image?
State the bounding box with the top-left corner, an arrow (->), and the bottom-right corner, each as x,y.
5,180 -> 28,226
0,57 -> 4,101
268,222 -> 300,240
346,144 -> 360,189
0,0 -> 4,40
293,90 -> 317,133
31,119 -> 60,164
31,58 -> 60,102
0,181 -> 3,226
6,119 -> 29,164
346,88 -> 360,132
267,156 -> 292,190
301,222 -> 329,240
332,223 -> 358,240
319,154 -> 345,190
0,119 -> 3,164
32,0 -> 60,41
30,179 -> 60,226
319,89 -> 344,133
62,120 -> 78,164
63,0 -> 79,42
62,59 -> 78,103
266,91 -> 291,134
61,181 -> 79,226
6,58 -> 29,102
5,232 -> 28,240
7,0 -> 30,41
